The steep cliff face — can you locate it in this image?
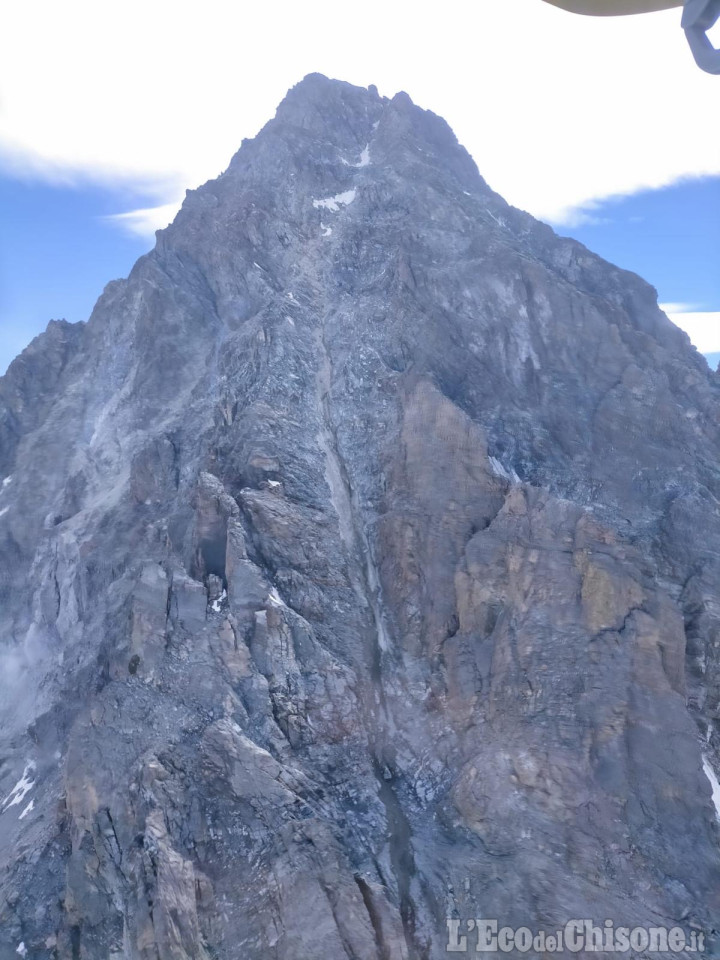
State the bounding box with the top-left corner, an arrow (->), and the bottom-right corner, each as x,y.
1,74 -> 719,959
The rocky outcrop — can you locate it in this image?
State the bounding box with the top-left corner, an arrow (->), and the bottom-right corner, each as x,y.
0,74 -> 719,958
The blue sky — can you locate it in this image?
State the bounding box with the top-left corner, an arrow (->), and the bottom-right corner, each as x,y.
564,176 -> 720,368
0,177 -> 149,370
1,0 -> 718,374
565,177 -> 720,313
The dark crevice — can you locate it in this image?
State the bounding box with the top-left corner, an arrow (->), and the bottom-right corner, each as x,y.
99,807 -> 129,883
70,924 -> 81,960
372,759 -> 420,960
355,875 -> 392,960
319,877 -> 362,960
317,322 -> 390,704
195,532 -> 227,584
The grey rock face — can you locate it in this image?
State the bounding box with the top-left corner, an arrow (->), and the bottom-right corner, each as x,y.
1,73 -> 719,958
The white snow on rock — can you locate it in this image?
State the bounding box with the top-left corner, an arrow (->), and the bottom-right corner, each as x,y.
313,189 -> 356,213
321,223 -> 332,237
16,944 -> 27,957
1,476 -> 11,488
210,589 -> 227,613
285,316 -> 295,327
2,763 -> 36,812
0,507 -> 8,518
267,588 -> 285,608
342,144 -> 371,168
488,456 -> 521,484
703,755 -> 720,820
486,210 -> 507,229
267,479 -> 281,489
286,292 -> 298,304
18,799 -> 34,821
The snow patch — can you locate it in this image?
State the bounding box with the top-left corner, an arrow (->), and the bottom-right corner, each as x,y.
342,144 -> 371,168
286,292 -> 298,304
313,189 -> 356,213
2,476 -> 11,488
2,763 -> 36,813
285,316 -> 295,327
0,507 -> 8,518
703,755 -> 720,820
267,480 -> 281,489
488,456 -> 521,484
321,223 -> 332,237
18,799 -> 34,820
210,589 -> 227,613
267,588 -> 285,608
16,944 -> 27,958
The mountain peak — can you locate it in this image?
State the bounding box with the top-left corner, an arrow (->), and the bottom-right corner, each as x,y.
1,77 -> 719,960
271,72 -> 383,128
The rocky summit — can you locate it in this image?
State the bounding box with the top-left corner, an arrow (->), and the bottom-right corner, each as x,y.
1,73 -> 719,959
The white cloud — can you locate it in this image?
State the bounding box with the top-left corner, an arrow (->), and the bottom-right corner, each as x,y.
659,302 -> 702,314
0,0 -> 717,228
661,304 -> 720,353
105,201 -> 184,239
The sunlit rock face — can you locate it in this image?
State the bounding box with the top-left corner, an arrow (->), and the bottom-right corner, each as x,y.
1,74 -> 719,959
